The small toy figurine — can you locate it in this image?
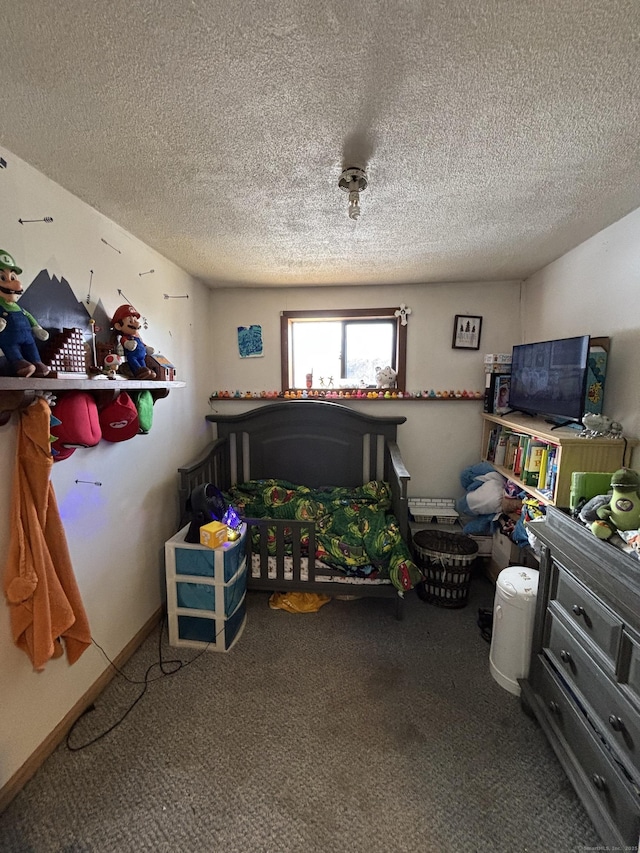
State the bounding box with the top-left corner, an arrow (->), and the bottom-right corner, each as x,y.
103,352 -> 124,379
111,304 -> 156,380
0,249 -> 53,377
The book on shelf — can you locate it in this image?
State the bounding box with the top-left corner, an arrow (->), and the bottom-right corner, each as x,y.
483,373 -> 498,413
485,426 -> 499,462
537,445 -> 549,490
539,446 -> 557,495
523,441 -> 546,486
493,432 -> 509,466
493,374 -> 511,415
505,433 -> 520,470
513,434 -> 530,477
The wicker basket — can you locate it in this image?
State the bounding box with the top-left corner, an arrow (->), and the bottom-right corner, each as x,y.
413,530 -> 479,608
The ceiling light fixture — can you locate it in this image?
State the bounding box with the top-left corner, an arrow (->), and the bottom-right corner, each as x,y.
338,167 -> 368,221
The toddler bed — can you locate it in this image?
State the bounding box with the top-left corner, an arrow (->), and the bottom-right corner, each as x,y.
177,400 -> 420,618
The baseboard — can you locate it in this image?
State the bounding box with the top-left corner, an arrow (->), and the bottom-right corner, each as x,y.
0,606 -> 163,814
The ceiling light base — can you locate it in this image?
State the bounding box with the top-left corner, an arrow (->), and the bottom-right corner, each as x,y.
339,168 -> 368,220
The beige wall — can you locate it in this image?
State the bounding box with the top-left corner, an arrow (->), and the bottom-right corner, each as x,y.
523,206 -> 640,465
205,282 -> 523,497
0,147 -> 212,793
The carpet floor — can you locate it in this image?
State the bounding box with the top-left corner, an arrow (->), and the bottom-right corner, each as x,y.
0,573 -> 601,852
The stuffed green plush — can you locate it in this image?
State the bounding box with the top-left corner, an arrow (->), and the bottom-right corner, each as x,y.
132,389 -> 154,434
591,468 -> 640,539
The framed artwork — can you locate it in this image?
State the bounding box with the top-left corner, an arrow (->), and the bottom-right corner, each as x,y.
237,325 -> 264,358
452,315 -> 482,350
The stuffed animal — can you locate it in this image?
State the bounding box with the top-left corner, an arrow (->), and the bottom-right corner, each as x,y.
0,249 -> 53,378
375,365 -> 397,389
111,304 -> 156,380
456,462 -> 508,535
589,468 -> 640,539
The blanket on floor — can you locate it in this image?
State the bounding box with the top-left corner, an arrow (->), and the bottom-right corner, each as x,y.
224,479 -> 422,593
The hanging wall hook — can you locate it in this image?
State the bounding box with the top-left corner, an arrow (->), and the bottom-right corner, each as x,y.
101,238 -> 121,254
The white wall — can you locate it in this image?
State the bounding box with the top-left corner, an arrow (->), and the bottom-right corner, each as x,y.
523,207 -> 640,464
0,147 -> 212,792
206,283 -> 524,497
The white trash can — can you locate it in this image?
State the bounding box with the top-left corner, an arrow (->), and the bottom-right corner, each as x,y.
489,565 -> 539,696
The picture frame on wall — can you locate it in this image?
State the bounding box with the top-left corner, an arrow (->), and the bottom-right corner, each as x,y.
452,315 -> 482,350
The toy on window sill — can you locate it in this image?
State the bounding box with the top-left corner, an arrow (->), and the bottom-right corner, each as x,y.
111,304 -> 156,380
375,365 -> 397,389
0,250 -> 53,378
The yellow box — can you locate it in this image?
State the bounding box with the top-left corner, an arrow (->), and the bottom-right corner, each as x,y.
199,520 -> 228,549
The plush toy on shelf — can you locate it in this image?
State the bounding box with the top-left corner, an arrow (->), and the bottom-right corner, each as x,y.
102,352 -> 124,380
587,468 -> 640,540
0,249 -> 53,378
110,304 -> 156,380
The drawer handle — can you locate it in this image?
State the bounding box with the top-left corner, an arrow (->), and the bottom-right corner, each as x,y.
572,604 -> 585,617
560,649 -> 572,665
591,773 -> 607,792
548,700 -> 560,715
608,714 -> 625,732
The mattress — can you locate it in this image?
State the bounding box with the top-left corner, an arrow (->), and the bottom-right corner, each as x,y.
250,554 -> 391,585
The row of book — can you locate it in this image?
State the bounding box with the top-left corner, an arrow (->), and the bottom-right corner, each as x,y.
486,427 -> 558,496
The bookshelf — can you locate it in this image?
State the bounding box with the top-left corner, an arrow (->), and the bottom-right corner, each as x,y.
481,412 -> 636,507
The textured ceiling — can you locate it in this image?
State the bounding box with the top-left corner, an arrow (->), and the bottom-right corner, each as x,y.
2,0 -> 639,288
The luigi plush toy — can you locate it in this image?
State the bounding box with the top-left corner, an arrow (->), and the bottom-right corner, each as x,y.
0,249 -> 53,378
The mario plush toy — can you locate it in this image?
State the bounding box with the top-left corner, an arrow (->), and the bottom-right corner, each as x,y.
110,304 -> 156,380
0,249 -> 53,378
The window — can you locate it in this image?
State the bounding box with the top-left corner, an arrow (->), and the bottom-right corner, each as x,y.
281,308 -> 407,391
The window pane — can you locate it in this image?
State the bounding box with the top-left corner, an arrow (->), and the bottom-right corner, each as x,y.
292,322 -> 342,388
345,322 -> 394,386
281,308 -> 406,392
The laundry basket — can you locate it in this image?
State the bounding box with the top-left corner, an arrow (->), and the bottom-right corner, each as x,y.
413,530 -> 479,608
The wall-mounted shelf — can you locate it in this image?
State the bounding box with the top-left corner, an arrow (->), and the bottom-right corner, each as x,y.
0,377 -> 186,426
209,395 -> 485,403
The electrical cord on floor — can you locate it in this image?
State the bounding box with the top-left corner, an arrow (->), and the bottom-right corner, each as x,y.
65,600 -> 236,751
66,567 -> 247,751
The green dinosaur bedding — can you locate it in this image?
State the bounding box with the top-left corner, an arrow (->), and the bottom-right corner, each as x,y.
224,479 -> 422,594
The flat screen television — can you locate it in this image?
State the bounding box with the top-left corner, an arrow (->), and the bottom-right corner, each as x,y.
508,335 -> 590,426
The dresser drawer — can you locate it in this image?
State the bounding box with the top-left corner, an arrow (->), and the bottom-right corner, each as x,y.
621,632 -> 640,713
536,658 -> 640,847
551,563 -> 623,668
547,614 -> 640,776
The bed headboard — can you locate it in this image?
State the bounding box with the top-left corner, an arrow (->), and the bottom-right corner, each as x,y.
205,399 -> 407,489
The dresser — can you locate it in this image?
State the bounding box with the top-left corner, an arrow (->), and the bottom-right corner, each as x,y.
520,507 -> 640,848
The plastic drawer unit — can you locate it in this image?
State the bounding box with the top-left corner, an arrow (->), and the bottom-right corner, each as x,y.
165,524 -> 247,651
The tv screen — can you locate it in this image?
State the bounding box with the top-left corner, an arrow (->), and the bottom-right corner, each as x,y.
509,335 -> 590,424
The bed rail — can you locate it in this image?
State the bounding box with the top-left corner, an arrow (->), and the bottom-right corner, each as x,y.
244,516 -> 404,618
